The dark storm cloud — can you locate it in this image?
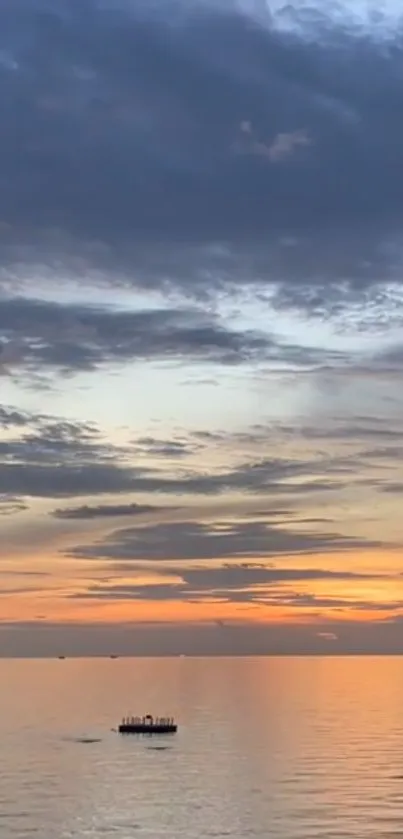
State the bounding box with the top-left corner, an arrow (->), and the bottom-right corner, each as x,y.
0,295 -> 330,375
67,518 -> 377,563
1,0 -> 403,308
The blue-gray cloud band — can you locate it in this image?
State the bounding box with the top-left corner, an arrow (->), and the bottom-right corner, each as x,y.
1,0 -> 403,304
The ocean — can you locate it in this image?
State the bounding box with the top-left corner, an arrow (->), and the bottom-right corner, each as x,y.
1,656 -> 402,838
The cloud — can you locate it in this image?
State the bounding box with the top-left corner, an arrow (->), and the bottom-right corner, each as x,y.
0,403 -> 99,437
1,401 -> 399,539
71,588 -> 400,612
0,0 -> 399,236
133,437 -> 199,459
67,562 -> 390,608
0,494 -> 27,516
0,296 -> 318,376
0,462 -> 139,499
51,502 -> 170,519
0,585 -> 46,595
235,121 -> 312,161
66,518 -> 377,563
0,446 -> 312,502
0,339 -> 25,375
317,631 -> 338,641
0,406 -> 36,429
1,405 -> 395,503
0,408 -> 121,469
266,129 -> 311,162
192,418 -> 403,451
1,1 -> 402,653
0,405 -> 139,498
1,0 -> 403,324
378,482 -> 403,495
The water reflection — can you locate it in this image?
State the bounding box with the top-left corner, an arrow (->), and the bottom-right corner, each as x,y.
0,657 -> 402,837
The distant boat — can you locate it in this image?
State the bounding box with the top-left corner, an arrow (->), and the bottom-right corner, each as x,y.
118,714 -> 177,735
110,654 -> 118,659
58,655 -> 66,660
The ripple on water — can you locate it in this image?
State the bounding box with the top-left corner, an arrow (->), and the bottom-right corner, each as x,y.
1,657 -> 403,839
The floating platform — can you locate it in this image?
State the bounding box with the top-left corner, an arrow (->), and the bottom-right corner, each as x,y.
118,714 -> 177,735
119,722 -> 177,734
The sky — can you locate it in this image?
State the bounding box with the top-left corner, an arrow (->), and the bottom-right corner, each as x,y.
1,0 -> 403,656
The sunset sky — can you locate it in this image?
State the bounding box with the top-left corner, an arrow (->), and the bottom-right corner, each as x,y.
1,0 -> 403,656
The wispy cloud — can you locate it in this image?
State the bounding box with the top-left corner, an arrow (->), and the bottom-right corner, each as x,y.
66,518 -> 379,563
51,502 -> 170,519
236,121 -> 312,162
0,494 -> 28,516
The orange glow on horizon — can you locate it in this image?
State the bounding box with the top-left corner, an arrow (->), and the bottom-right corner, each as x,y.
1,547 -> 402,628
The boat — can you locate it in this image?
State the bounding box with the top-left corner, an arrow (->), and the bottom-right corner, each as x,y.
118,714 -> 177,734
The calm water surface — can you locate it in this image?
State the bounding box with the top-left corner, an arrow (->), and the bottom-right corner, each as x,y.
1,656 -> 403,838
